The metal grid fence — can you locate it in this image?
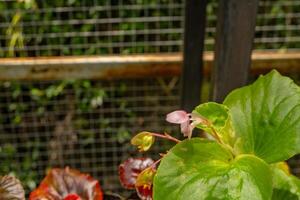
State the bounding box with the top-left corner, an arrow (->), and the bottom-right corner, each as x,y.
0,0 -> 299,196
1,0 -> 300,57
0,77 -> 180,193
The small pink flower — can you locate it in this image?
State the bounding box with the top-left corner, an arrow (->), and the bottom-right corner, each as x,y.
166,110 -> 192,138
166,110 -> 206,139
166,110 -> 190,124
180,120 -> 192,138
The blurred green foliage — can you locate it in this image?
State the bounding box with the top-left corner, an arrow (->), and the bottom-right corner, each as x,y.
1,0 -> 300,57
0,77 -> 178,194
0,0 -> 184,57
0,80 -> 109,192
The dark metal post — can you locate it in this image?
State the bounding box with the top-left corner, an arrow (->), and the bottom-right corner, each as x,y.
211,0 -> 259,102
181,0 -> 207,112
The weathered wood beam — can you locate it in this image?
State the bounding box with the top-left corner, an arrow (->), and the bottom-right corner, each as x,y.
211,0 -> 259,102
0,51 -> 299,81
181,0 -> 207,111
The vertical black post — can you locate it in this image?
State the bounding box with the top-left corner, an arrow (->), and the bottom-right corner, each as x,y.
181,0 -> 207,112
211,0 -> 259,102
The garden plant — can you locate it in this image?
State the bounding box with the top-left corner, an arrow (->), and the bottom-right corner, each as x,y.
1,0 -> 300,195
119,70 -> 300,200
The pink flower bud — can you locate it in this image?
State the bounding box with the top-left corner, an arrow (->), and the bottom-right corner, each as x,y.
166,110 -> 189,124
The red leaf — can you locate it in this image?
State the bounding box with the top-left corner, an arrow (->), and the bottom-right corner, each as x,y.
136,185 -> 152,200
118,157 -> 154,189
64,194 -> 81,200
29,167 -> 103,200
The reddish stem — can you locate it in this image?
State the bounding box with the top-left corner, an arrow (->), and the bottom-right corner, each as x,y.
149,157 -> 162,169
149,132 -> 180,143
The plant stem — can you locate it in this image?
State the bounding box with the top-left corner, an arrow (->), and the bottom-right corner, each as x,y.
209,127 -> 236,156
149,132 -> 181,143
149,157 -> 163,169
210,127 -> 222,144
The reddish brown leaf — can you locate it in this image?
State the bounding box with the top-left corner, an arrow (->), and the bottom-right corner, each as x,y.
0,176 -> 25,200
118,157 -> 154,189
29,167 -> 103,200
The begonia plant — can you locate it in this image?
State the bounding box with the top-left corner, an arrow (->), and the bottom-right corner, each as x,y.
119,70 -> 300,200
29,167 -> 103,200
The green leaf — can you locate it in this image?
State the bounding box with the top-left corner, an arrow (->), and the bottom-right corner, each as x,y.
153,138 -> 272,200
271,162 -> 300,200
224,70 -> 300,163
193,102 -> 235,146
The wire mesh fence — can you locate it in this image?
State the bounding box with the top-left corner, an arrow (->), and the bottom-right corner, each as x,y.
0,0 -> 299,196
0,77 -> 180,193
1,0 -> 300,57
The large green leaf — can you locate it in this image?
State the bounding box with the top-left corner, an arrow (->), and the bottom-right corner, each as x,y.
223,70 -> 300,163
193,102 -> 235,146
271,162 -> 300,200
153,138 -> 272,200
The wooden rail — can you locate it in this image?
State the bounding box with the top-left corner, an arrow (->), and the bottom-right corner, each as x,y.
0,51 -> 299,81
